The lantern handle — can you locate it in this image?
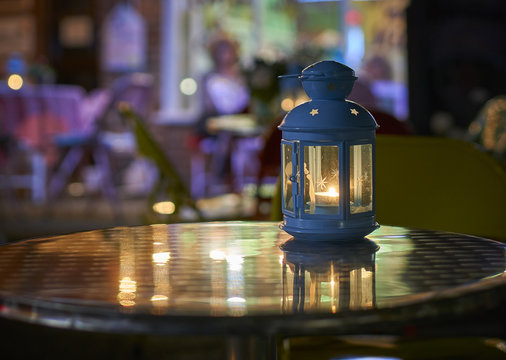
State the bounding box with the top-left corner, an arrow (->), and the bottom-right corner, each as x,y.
278,74 -> 300,79
278,73 -> 357,81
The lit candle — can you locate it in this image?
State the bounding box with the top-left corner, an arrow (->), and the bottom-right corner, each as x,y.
315,187 -> 339,206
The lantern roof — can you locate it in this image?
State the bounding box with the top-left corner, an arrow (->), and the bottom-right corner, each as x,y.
279,60 -> 378,132
278,99 -> 378,132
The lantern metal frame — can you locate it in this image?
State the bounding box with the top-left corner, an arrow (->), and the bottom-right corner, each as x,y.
279,60 -> 379,241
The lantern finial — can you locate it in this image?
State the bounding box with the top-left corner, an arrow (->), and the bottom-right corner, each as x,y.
300,60 -> 357,100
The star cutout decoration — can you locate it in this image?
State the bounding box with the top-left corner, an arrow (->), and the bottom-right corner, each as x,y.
316,176 -> 327,190
350,108 -> 359,116
310,108 -> 319,116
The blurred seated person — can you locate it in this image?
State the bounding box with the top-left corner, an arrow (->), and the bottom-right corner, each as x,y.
349,55 -> 412,135
196,34 -> 250,138
191,34 -> 251,193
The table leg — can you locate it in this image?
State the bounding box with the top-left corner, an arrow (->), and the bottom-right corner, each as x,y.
226,335 -> 280,360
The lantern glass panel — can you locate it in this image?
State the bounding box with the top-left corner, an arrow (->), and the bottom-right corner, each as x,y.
303,145 -> 340,215
349,144 -> 373,214
282,143 -> 295,212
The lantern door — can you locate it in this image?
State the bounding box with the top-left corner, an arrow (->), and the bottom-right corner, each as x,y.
301,142 -> 342,218
281,140 -> 299,215
349,143 -> 374,215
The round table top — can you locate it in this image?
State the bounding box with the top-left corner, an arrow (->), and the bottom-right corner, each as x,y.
0,222 -> 504,336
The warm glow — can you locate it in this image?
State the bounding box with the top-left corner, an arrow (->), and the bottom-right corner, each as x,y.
152,251 -> 171,265
7,74 -> 23,90
281,97 -> 294,112
180,77 -> 198,95
152,201 -> 176,215
315,187 -> 340,206
151,295 -> 169,302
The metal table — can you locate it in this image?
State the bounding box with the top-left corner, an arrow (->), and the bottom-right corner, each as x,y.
0,222 -> 504,359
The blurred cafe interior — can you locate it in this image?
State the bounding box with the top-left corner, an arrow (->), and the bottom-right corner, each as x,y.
0,0 -> 505,243
0,1 -> 506,360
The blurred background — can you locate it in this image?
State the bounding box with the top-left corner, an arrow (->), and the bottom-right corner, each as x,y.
0,0 -> 505,242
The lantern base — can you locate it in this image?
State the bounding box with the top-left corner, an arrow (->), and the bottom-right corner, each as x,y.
280,217 -> 379,241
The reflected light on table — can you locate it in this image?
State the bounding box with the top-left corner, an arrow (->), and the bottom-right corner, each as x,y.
210,250 -> 227,261
227,257 -> 246,316
226,254 -> 244,271
118,230 -> 137,307
227,297 -> 246,304
209,245 -> 247,315
118,277 -> 136,307
151,225 -> 171,313
152,251 -> 171,265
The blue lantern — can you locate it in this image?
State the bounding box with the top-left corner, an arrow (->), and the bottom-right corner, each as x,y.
278,60 -> 379,240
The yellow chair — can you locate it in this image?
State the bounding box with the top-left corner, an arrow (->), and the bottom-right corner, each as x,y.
271,135 -> 506,241
376,135 -> 506,241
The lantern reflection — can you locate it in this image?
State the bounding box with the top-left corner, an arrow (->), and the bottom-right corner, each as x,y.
281,238 -> 378,313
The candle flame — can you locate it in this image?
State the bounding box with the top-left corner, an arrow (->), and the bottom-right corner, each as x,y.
328,187 -> 338,195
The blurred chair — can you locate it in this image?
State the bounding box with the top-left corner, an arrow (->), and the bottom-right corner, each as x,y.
373,109 -> 412,135
271,135 -> 506,240
252,120 -> 283,219
47,73 -> 154,212
119,105 -> 203,222
0,85 -> 56,204
0,135 -> 46,204
189,114 -> 263,199
375,135 -> 506,240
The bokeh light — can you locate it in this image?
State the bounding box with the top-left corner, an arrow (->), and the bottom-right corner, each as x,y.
281,97 -> 294,112
7,74 -> 23,90
179,77 -> 198,95
152,201 -> 176,215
